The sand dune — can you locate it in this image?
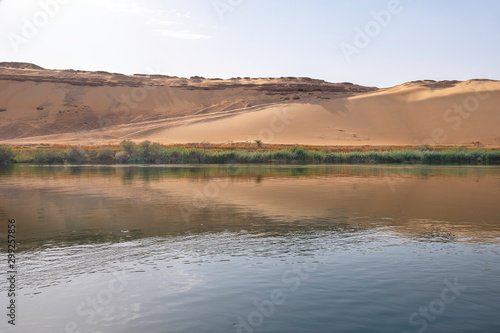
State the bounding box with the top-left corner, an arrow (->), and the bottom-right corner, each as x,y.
0,63 -> 499,147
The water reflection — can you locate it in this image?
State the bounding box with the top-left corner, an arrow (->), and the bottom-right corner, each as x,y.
1,165 -> 500,333
1,164 -> 499,251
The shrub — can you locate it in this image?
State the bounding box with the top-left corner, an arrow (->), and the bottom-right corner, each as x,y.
128,156 -> 145,164
272,150 -> 293,162
13,150 -> 33,163
32,150 -> 65,164
0,145 -> 14,164
485,150 -> 500,164
417,145 -> 431,151
290,146 -> 310,161
188,149 -> 205,163
66,147 -> 88,164
115,151 -> 130,164
5,143 -> 500,166
324,153 -> 343,163
97,148 -> 115,163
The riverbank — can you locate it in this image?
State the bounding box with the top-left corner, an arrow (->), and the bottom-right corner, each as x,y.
1,142 -> 500,165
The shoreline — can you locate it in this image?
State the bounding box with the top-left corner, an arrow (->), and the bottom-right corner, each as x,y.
2,142 -> 500,166
2,142 -> 499,151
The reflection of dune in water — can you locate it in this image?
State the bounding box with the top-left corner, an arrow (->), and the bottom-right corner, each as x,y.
0,165 -> 499,249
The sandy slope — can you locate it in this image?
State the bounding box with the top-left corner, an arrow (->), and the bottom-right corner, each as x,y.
0,63 -> 499,147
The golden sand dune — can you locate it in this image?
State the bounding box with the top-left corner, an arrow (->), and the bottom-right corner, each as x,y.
0,62 -> 499,147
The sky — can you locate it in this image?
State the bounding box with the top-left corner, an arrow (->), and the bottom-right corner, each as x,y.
0,0 -> 499,87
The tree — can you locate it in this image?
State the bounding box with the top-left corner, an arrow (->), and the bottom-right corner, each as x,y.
120,140 -> 137,158
137,141 -> 162,163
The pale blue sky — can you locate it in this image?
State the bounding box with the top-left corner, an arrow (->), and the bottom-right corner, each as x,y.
1,0 -> 499,87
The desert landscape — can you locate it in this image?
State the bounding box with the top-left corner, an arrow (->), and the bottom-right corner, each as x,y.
1,62 -> 499,148
2,1 -> 500,332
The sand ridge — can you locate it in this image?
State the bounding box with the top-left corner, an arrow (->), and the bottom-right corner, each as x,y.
0,63 -> 499,147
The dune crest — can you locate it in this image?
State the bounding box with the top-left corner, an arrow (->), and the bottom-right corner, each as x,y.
0,63 -> 499,147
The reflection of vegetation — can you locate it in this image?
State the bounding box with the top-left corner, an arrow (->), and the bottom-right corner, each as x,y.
8,142 -> 500,165
3,164 -> 500,184
2,164 -> 500,249
0,164 -> 14,178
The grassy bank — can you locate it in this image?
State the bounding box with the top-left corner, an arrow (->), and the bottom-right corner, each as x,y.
1,141 -> 500,165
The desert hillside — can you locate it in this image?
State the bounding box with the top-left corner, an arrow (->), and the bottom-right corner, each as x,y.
0,62 -> 499,147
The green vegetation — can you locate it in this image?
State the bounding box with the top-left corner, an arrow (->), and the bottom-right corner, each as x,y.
120,140 -> 137,158
32,150 -> 66,164
0,145 -> 14,164
4,142 -> 500,165
97,148 -> 115,164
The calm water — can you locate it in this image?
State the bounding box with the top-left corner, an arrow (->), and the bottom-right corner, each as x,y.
1,164 -> 500,333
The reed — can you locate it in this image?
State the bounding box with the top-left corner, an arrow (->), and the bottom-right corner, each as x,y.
0,145 -> 15,164
7,142 -> 500,165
